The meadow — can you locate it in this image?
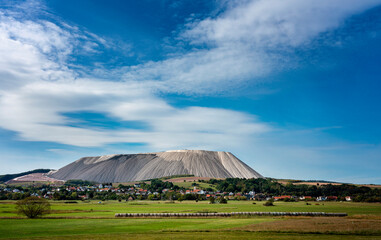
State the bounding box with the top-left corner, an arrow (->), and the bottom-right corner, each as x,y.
0,200 -> 380,239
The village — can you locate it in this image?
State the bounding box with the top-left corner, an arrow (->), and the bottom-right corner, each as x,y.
0,182 -> 353,202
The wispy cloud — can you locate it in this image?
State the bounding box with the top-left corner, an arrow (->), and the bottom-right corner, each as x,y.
0,79 -> 270,148
122,0 -> 381,94
0,2 -> 111,91
0,1 -> 272,149
0,0 -> 379,148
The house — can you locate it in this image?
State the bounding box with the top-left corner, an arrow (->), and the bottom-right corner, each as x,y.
192,189 -> 201,194
316,196 -> 327,201
299,196 -> 313,200
327,196 -> 338,201
273,195 -> 291,201
345,196 -> 352,201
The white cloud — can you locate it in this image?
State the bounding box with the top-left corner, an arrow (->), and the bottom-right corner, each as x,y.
183,0 -> 381,47
0,8 -> 109,91
123,0 -> 381,94
0,79 -> 270,148
0,14 -> 72,89
123,46 -> 272,94
0,0 -> 274,149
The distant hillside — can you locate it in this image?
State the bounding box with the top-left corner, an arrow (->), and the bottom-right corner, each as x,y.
0,169 -> 52,183
49,150 -> 263,182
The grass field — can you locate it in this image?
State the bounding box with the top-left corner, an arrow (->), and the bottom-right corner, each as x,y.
170,181 -> 217,190
1,200 -> 380,239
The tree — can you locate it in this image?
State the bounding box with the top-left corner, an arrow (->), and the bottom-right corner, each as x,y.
263,199 -> 274,206
70,192 -> 78,200
16,196 -> 51,218
178,195 -> 185,202
147,194 -> 155,200
218,196 -> 227,204
209,196 -> 215,204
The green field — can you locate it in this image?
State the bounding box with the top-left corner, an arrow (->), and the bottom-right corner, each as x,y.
171,181 -> 217,190
1,200 -> 381,239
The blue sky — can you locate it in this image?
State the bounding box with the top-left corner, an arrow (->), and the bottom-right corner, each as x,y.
0,0 -> 381,184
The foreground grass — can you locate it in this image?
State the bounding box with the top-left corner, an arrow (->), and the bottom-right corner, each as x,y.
4,232 -> 381,240
233,216 -> 381,235
1,217 -> 381,240
0,218 -> 271,239
2,200 -> 381,218
1,200 -> 380,239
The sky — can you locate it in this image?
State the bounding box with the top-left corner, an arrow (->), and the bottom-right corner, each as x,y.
0,0 -> 381,184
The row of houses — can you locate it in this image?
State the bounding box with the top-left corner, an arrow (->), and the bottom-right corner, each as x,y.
0,185 -> 353,201
272,195 -> 352,201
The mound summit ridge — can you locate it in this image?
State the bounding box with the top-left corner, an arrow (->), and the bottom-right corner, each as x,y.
49,150 -> 263,182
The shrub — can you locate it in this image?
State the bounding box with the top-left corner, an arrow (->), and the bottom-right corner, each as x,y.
178,195 -> 185,202
263,199 -> 274,206
16,196 -> 50,218
284,197 -> 296,202
218,197 -> 227,204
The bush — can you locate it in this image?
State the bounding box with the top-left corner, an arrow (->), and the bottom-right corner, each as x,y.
16,196 -> 51,218
218,197 -> 227,204
209,196 -> 215,204
284,197 -> 296,202
263,199 -> 274,206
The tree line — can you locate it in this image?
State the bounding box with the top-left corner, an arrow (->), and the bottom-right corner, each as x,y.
205,178 -> 381,202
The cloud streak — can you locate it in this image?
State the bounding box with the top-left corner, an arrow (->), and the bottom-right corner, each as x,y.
0,0 -> 274,149
123,0 -> 381,94
0,79 -> 270,148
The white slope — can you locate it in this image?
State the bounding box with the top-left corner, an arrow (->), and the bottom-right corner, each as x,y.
48,150 -> 263,182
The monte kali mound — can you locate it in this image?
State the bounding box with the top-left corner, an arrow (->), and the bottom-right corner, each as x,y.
48,150 -> 263,183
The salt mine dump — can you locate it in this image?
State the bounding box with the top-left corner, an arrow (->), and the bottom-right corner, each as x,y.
48,150 -> 263,183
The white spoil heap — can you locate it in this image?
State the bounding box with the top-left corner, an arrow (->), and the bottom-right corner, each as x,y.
49,150 -> 263,182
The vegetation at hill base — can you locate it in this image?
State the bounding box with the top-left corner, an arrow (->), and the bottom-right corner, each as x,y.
64,179 -> 98,186
1,177 -> 380,202
207,178 -> 381,202
157,174 -> 195,180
